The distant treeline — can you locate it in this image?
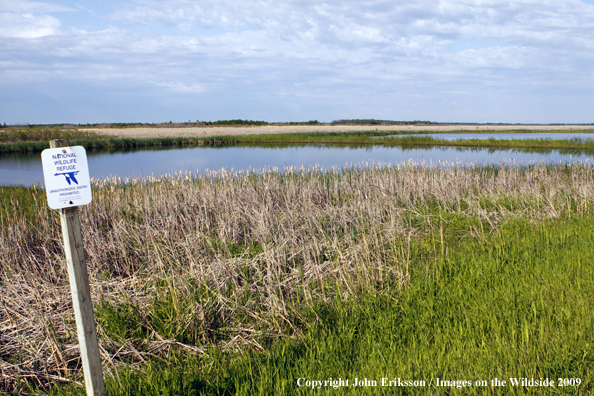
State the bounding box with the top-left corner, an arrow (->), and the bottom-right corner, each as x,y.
1,119 -> 440,129
4,120 -> 594,129
195,119 -> 320,126
330,119 -> 437,125
0,120 -> 324,128
196,120 -> 324,126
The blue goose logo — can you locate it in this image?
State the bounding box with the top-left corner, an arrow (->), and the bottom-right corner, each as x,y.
55,171 -> 80,185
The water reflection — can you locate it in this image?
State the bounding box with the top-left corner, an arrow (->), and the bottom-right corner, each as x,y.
1,144 -> 592,187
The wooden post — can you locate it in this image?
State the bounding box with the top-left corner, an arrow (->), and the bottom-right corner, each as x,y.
51,139 -> 105,396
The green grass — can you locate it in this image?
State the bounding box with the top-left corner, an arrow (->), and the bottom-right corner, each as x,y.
46,211 -> 594,395
0,185 -> 49,230
374,134 -> 594,151
230,131 -> 594,152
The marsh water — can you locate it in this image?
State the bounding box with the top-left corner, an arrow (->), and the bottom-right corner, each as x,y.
2,141 -> 593,187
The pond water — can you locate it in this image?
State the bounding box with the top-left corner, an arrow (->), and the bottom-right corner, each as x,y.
384,132 -> 594,140
1,144 -> 592,187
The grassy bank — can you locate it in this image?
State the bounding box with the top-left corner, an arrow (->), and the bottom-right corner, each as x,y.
0,135 -> 237,154
0,128 -> 108,145
2,163 -> 594,394
3,129 -> 594,154
230,130 -> 594,152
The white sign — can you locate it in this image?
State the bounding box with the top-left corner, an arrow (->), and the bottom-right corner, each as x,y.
41,146 -> 93,209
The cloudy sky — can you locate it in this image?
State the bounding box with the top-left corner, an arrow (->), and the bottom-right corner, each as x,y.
1,0 -> 593,124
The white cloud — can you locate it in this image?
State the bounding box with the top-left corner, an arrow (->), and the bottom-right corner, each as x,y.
1,0 -> 593,123
0,0 -> 73,38
102,0 -> 594,63
0,12 -> 61,38
153,81 -> 206,93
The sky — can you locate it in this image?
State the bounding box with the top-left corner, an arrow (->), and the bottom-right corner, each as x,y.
1,0 -> 593,124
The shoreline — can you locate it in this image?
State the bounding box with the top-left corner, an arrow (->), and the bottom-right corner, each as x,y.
77,124 -> 594,139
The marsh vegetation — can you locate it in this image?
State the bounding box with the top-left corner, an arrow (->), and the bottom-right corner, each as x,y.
1,163 -> 593,394
3,128 -> 594,154
0,128 -> 107,144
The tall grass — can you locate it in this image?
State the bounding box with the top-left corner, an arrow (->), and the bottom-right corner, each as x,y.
2,163 -> 594,394
374,134 -> 594,151
203,130 -> 594,151
0,128 -> 107,144
0,136 -> 237,154
94,211 -> 594,396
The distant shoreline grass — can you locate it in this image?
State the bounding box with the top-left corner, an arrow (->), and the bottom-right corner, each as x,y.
2,129 -> 594,154
0,127 -> 108,145
0,136 -> 237,154
230,130 -> 594,151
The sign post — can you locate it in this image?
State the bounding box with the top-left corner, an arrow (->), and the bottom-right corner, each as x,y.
42,139 -> 105,396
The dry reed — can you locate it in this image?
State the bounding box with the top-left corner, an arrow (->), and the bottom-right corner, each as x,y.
1,161 -> 593,393
77,124 -> 594,139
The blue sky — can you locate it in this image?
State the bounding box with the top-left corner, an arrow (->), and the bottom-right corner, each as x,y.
1,0 -> 593,124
